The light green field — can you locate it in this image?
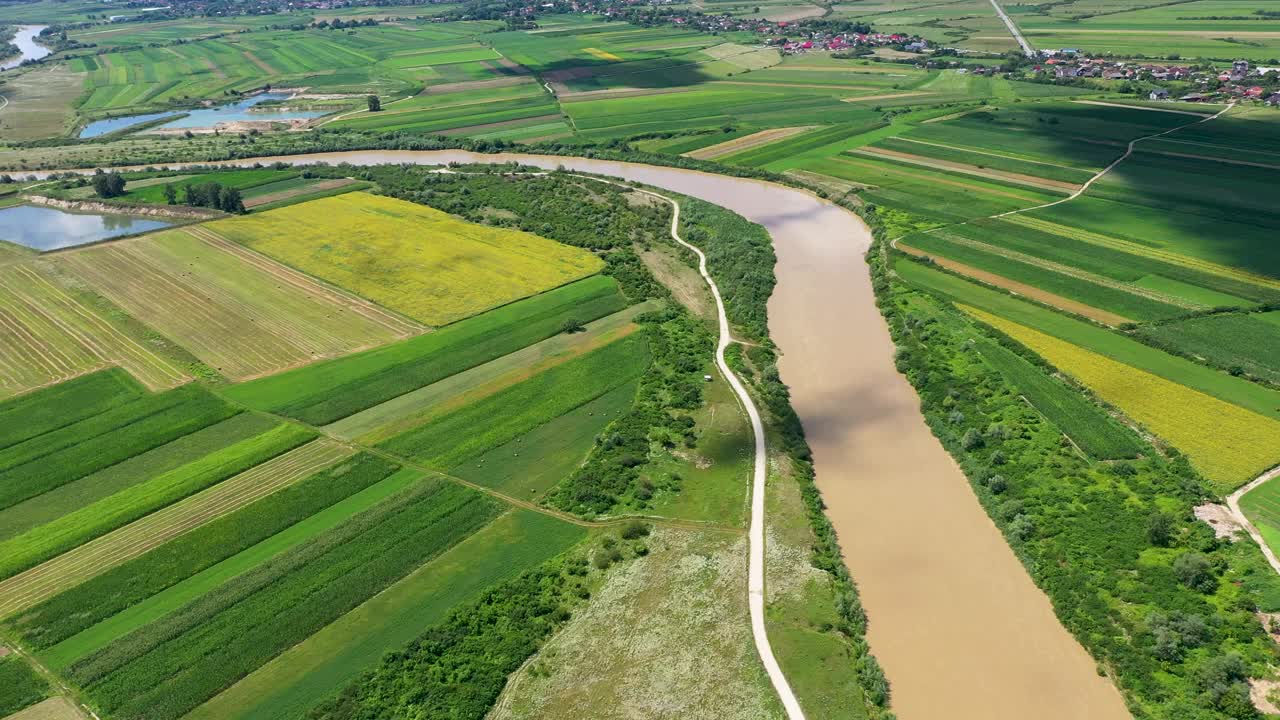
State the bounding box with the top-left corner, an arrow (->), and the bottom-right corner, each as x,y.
208,192 -> 604,326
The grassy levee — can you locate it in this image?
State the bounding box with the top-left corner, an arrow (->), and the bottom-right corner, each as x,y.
206,193 -> 604,326
0,384 -> 238,512
379,332 -> 650,469
7,454 -> 403,657
895,260 -> 1280,422
0,369 -> 145,451
37,468 -> 423,671
0,414 -> 278,543
965,306 -> 1280,491
221,275 -> 627,425
68,480 -> 500,720
327,302 -> 651,444
971,338 -> 1142,460
454,380 -> 639,501
0,423 -> 318,591
186,510 -> 585,720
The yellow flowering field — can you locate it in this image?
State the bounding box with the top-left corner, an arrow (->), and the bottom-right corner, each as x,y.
962,305 -> 1280,492
208,193 -> 604,327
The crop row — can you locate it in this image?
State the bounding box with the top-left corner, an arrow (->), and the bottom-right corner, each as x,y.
70,480 -> 499,720
872,136 -> 1096,185
972,338 -> 1141,460
9,453 -> 400,651
0,384 -> 238,511
224,275 -> 627,425
0,422 -> 316,585
0,368 -> 145,452
379,332 -> 650,468
723,121 -> 888,168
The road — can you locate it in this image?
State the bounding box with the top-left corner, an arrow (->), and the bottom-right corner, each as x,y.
990,0 -> 1035,58
650,185 -> 807,720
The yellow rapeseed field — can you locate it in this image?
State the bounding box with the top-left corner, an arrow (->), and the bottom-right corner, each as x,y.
583,47 -> 623,61
962,305 -> 1280,491
208,193 -> 604,327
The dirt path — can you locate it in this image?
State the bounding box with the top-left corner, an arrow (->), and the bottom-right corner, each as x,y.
1228,465 -> 1280,575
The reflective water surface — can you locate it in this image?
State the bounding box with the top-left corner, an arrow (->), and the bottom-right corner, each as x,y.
0,25 -> 51,71
0,204 -> 171,250
78,93 -> 331,138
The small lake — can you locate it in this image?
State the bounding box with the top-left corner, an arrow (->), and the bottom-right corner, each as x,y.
1,25 -> 51,71
0,204 -> 172,251
78,93 -> 331,138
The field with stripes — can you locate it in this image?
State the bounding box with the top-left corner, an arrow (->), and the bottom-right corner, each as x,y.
0,183 -> 696,720
831,99 -> 1280,498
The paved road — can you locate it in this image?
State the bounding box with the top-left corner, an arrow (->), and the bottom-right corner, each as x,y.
990,0 -> 1035,57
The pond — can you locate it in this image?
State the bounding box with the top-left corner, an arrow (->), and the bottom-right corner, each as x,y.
77,93 -> 332,138
1,25 -> 51,71
0,204 -> 172,251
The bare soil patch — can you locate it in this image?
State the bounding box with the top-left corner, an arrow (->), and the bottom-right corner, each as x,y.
685,126 -> 815,160
243,178 -> 358,208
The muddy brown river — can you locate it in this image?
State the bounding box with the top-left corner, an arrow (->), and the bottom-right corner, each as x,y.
72,151 -> 1130,719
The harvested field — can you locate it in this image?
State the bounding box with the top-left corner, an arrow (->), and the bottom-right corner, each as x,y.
897,242 -> 1133,326
0,436 -> 342,618
684,126 -> 815,160
1,696 -> 85,720
57,229 -> 406,381
207,193 -> 604,326
0,262 -> 188,396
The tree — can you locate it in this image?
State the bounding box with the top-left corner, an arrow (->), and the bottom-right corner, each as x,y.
218,186 -> 245,214
92,171 -> 125,198
1173,552 -> 1216,593
366,94 -> 381,112
163,184 -> 177,205
1147,511 -> 1175,547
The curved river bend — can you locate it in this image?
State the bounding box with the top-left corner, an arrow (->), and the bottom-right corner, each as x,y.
87,150 -> 1130,720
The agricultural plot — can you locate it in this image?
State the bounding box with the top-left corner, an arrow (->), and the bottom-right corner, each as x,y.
184,509 -> 584,720
964,305 -> 1280,491
1241,475 -> 1280,566
206,193 -> 603,326
57,228 -> 411,381
327,302 -> 650,444
894,260 -> 1280,422
1135,312 -> 1280,386
378,332 -> 650,469
66,479 -> 500,720
121,169 -> 298,205
0,260 -> 189,396
223,274 -> 627,425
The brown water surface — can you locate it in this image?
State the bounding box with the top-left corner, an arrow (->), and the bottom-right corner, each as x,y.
80,150 -> 1130,720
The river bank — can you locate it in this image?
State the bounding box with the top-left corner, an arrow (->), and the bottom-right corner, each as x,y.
29,150 -> 1129,720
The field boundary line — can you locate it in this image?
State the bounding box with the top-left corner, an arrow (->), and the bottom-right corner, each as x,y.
1228,465 -> 1280,576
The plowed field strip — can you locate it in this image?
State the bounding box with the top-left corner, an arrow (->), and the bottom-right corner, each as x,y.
852,147 -> 1081,192
0,439 -> 351,618
10,266 -> 187,388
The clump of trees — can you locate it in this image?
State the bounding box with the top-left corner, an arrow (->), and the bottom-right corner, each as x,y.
92,171 -> 126,198
163,181 -> 245,213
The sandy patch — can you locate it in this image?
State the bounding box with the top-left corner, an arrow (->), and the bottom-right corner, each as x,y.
1195,502 -> 1245,540
852,146 -> 1082,192
684,126 -> 815,160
